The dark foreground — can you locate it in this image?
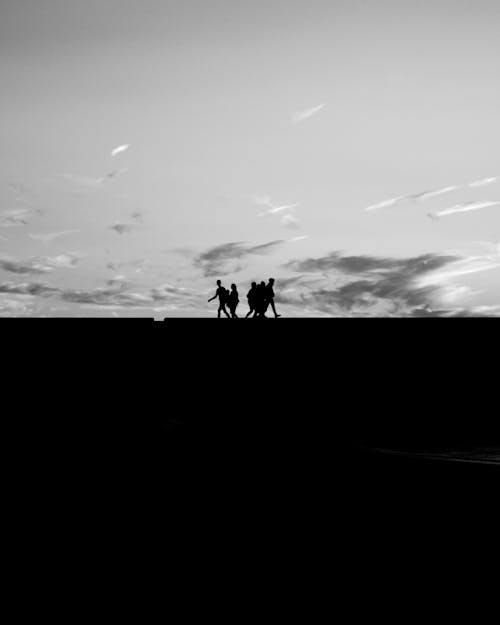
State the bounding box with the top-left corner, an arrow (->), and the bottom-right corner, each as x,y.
144,419 -> 499,505
6,318 -> 499,509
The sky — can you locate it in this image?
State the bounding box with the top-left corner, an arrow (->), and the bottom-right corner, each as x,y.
1,0 -> 499,317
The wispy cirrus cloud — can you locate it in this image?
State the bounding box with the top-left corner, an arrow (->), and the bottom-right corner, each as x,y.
254,195 -> 299,216
468,176 -> 498,188
430,200 -> 500,218
28,230 -> 80,245
291,103 -> 326,125
364,175 -> 499,213
408,186 -> 459,202
111,144 -> 130,157
364,186 -> 458,212
416,254 -> 500,286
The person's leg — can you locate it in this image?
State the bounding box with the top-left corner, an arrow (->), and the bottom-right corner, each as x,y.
223,305 -> 231,318
245,306 -> 253,318
217,305 -> 222,318
270,300 -> 281,318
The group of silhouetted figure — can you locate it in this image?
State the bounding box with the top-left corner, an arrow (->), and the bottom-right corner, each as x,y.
208,278 -> 281,318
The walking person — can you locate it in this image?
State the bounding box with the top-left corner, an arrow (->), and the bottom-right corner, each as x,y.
208,279 -> 231,318
255,281 -> 268,317
265,278 -> 281,318
227,284 -> 239,318
245,282 -> 258,318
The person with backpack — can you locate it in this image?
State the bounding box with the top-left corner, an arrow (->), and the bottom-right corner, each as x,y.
208,279 -> 231,318
245,282 -> 258,318
255,281 -> 268,317
227,284 -> 239,318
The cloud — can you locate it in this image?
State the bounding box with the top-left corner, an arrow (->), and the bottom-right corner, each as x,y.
471,304 -> 500,315
309,281 -> 377,311
247,240 -> 285,255
0,208 -> 40,228
408,186 -> 459,201
283,251 -> 463,315
291,103 -> 326,124
194,240 -> 285,277
432,200 -> 500,218
150,283 -> 201,301
468,176 -> 498,188
56,278 -> 202,310
194,242 -> 247,277
416,255 -> 500,286
45,254 -> 81,269
285,251 -> 410,274
0,282 -> 58,296
0,273 -> 201,315
364,175 -> 498,214
61,287 -> 154,307
0,295 -> 38,317
105,275 -> 129,289
111,144 -> 130,157
28,230 -> 80,244
0,253 -> 81,275
110,222 -> 135,235
0,257 -> 53,275
253,195 -> 298,216
364,195 -> 406,212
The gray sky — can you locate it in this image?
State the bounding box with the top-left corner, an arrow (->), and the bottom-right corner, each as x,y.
1,0 -> 499,317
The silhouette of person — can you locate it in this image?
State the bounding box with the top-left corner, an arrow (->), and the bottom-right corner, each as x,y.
265,278 -> 281,318
245,282 -> 258,318
227,284 -> 239,318
208,279 -> 231,318
255,281 -> 268,317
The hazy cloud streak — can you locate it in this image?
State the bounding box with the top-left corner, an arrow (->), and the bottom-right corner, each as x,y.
468,176 -> 498,188
432,200 -> 500,218
110,144 -> 130,157
291,103 -> 326,124
28,230 -> 80,244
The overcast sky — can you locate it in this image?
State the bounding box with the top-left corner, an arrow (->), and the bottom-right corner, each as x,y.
1,0 -> 499,317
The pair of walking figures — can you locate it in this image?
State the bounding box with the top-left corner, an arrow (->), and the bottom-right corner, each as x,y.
208,278 -> 281,318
